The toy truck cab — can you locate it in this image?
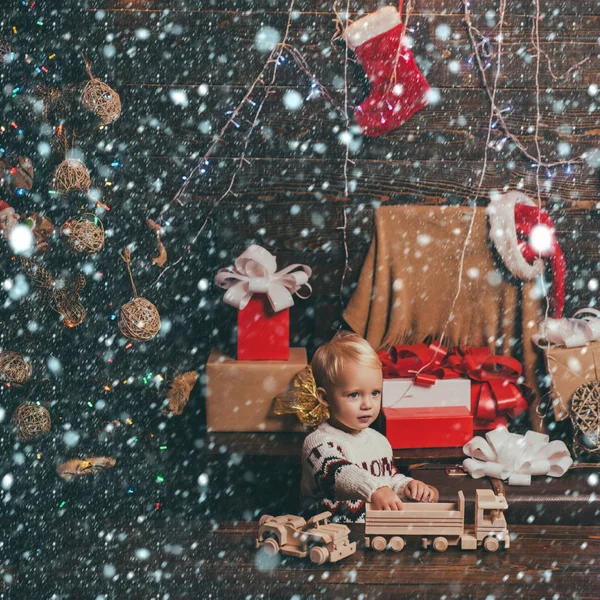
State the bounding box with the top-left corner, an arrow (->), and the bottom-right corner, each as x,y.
472,489 -> 510,551
256,512 -> 356,565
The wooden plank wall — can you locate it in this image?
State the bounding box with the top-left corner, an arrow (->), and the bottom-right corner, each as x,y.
8,0 -> 600,360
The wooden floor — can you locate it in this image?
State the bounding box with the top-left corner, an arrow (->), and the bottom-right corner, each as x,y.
5,520 -> 600,599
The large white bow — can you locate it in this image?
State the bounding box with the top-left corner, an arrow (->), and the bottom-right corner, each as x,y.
463,426 -> 573,486
214,245 -> 312,312
533,308 -> 600,348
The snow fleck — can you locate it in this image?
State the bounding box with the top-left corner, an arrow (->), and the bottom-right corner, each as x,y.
588,473 -> 598,486
255,27 -> 280,53
135,28 -> 151,40
135,548 -> 151,560
8,224 -> 34,255
448,60 -> 460,74
435,24 -> 451,40
588,83 -> 598,97
425,88 -> 441,105
63,431 -> 80,447
1,473 -> 13,490
557,142 -> 571,157
588,279 -> 598,292
103,564 -> 116,578
198,473 -> 209,486
283,90 -> 303,111
37,141 -> 51,157
103,45 -> 116,59
467,268 -> 480,279
169,89 -> 189,107
417,234 -> 432,246
529,224 -> 553,253
47,356 -> 62,375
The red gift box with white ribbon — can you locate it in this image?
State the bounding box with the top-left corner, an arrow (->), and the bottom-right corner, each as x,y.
378,342 -> 531,433
215,245 -> 312,361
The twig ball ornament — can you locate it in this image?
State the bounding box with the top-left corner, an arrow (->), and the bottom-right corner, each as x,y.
53,158 -> 91,194
12,403 -> 51,441
0,351 -> 32,385
571,381 -> 600,454
119,297 -> 161,341
62,214 -> 104,254
81,79 -> 121,125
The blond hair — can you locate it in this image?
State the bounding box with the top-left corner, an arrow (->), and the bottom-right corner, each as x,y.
311,331 -> 382,390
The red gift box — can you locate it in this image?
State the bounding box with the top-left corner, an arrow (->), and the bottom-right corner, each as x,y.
215,245 -> 312,362
237,295 -> 290,361
378,343 -> 531,431
383,406 -> 473,449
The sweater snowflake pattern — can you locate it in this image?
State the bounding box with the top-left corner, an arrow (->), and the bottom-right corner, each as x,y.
301,421 -> 413,523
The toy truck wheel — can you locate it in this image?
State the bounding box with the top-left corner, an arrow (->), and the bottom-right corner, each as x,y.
483,536 -> 500,553
371,536 -> 387,552
389,536 -> 405,552
433,537 -> 449,552
258,514 -> 273,527
309,546 -> 329,565
262,538 -> 280,555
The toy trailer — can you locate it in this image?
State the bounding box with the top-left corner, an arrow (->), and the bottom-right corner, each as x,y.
365,489 -> 510,553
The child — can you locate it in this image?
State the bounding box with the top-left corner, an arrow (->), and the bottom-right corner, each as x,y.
300,332 -> 438,522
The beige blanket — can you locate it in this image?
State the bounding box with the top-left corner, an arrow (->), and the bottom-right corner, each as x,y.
344,205 -> 544,431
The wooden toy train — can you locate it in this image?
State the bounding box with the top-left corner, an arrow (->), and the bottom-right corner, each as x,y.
365,489 -> 510,553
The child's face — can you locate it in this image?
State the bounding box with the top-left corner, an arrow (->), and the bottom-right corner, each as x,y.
318,361 -> 382,435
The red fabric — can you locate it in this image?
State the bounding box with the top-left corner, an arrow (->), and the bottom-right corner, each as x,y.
0,200 -> 10,212
513,204 -> 565,318
237,295 -> 289,360
352,23 -> 430,137
383,406 -> 473,449
378,344 -> 531,430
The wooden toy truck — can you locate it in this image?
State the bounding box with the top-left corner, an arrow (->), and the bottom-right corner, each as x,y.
256,512 -> 357,564
365,489 -> 510,553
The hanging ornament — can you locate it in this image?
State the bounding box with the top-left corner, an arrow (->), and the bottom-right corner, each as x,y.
23,212 -> 55,254
164,371 -> 198,416
570,381 -> 600,454
61,213 -> 104,254
118,248 -> 161,341
80,57 -> 121,126
147,218 -> 167,267
0,154 -> 34,197
0,199 -> 20,240
0,351 -> 32,385
12,402 -> 51,441
20,258 -> 87,327
53,158 -> 91,195
56,457 -> 116,481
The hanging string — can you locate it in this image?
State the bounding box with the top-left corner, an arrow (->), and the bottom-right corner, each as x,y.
119,248 -> 138,297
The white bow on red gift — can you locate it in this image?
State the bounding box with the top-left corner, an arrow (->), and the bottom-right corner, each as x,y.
214,244 -> 312,312
533,308 -> 600,348
463,426 -> 572,486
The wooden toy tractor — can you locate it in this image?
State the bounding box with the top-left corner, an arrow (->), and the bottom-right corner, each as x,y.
365,489 -> 510,553
256,511 -> 357,564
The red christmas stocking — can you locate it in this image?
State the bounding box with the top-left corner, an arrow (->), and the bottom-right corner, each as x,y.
343,5 -> 430,137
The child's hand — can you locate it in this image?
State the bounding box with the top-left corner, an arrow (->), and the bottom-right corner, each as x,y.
404,480 -> 438,503
371,486 -> 404,510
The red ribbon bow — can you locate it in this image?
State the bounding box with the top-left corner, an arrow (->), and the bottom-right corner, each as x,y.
378,344 -> 530,426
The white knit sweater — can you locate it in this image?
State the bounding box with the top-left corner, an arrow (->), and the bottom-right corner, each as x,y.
301,421 -> 412,522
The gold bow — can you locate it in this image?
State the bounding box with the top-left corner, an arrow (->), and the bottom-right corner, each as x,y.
273,365 -> 329,427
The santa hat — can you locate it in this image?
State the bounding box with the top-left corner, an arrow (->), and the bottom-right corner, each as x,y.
487,191 -> 565,318
0,199 -> 14,217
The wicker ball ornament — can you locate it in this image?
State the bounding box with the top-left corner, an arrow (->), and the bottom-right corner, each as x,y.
53,158 -> 91,195
62,214 -> 104,254
81,79 -> 121,125
0,351 -> 32,385
12,403 -> 51,441
119,297 -> 161,342
571,381 -> 600,454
